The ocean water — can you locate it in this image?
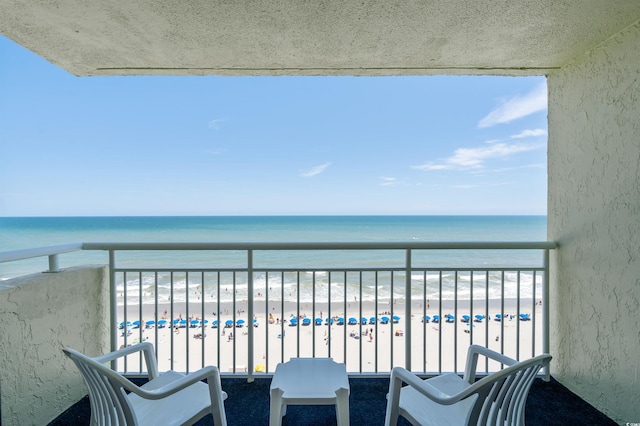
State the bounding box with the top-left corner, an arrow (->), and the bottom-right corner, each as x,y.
0,216 -> 547,303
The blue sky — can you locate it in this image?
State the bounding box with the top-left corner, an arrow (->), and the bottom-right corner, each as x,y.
0,35 -> 548,216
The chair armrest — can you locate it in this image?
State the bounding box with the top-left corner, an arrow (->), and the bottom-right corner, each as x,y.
93,341 -> 159,380
463,344 -> 517,383
125,365 -> 225,401
387,367 -> 463,405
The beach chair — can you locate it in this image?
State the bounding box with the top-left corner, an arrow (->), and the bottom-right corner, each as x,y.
384,344 -> 551,426
63,342 -> 228,426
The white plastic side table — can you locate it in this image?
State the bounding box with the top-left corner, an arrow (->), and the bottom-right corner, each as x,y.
269,358 -> 350,426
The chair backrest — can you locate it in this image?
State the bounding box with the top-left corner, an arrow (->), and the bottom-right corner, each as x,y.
466,353 -> 552,426
63,348 -> 138,425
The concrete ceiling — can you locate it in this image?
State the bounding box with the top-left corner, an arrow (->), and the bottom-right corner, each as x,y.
2,0 -> 640,77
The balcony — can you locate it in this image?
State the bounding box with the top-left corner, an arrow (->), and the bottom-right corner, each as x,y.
3,241 -> 613,424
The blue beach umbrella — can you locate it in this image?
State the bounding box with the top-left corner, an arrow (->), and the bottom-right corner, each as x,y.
462,315 -> 470,323
225,320 -> 233,327
361,317 -> 367,325
474,314 -> 485,322
422,316 -> 431,323
173,319 -> 181,326
432,315 -> 440,323
445,314 -> 455,322
132,320 -> 141,328
157,319 -> 167,328
348,317 -> 357,325
325,317 -> 334,325
289,318 -> 298,326
179,319 -> 187,327
119,321 -> 131,329
315,317 -> 323,325
146,320 -> 155,328
380,316 -> 390,324
211,320 -> 218,328
519,313 -> 531,321
302,318 -> 311,326
336,317 -> 345,325
369,317 -> 376,324
392,315 -> 400,323
190,319 -> 200,327
494,314 -> 503,321
236,319 -> 245,327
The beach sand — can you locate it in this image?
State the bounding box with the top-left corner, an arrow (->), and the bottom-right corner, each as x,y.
116,298 -> 543,375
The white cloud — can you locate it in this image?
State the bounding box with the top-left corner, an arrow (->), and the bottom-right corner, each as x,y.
510,128 -> 547,139
412,142 -> 542,171
208,118 -> 226,129
379,176 -> 411,187
478,83 -> 547,128
300,162 -> 332,177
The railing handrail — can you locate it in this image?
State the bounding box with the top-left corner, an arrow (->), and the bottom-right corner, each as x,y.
0,243 -> 83,263
81,241 -> 557,251
0,241 -> 557,265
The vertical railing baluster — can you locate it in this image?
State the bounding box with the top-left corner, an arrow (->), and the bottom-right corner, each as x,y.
247,250 -> 254,382
343,270 -> 347,364
438,270 -> 443,374
170,271 -> 175,371
543,249 -> 550,380
454,270 -> 458,373
138,271 -> 143,372
532,270 -> 537,357
200,271 -> 205,370
374,271 -> 378,373
297,271 -> 301,358
280,271 -> 284,363
516,270 -> 521,360
500,271 -> 505,358
405,249 -> 411,370
109,250 -> 117,370
312,271 -> 316,358
185,271 -> 190,373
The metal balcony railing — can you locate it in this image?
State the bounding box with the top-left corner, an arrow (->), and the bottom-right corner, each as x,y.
1,241 -> 555,380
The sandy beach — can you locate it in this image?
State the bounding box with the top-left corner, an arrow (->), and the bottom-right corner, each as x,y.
116,297 -> 543,375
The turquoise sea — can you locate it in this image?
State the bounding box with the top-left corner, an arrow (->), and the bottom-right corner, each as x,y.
1,217 -> 547,301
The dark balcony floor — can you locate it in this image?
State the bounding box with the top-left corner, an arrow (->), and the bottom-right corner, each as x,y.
50,376 -> 616,425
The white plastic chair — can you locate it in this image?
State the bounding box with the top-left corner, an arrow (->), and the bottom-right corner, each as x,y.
384,345 -> 551,426
63,341 -> 228,426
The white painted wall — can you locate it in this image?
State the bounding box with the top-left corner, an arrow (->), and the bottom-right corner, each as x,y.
0,266 -> 109,426
548,20 -> 640,423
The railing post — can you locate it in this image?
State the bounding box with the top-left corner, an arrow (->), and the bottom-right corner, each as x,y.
247,249 -> 254,382
405,249 -> 411,369
543,248 -> 551,381
109,250 -> 117,369
47,254 -> 60,273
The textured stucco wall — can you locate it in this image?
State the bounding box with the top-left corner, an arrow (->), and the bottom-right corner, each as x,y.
0,266 -> 109,426
548,20 -> 640,423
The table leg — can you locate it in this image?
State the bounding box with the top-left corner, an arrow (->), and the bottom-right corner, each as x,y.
335,387 -> 350,426
269,388 -> 284,426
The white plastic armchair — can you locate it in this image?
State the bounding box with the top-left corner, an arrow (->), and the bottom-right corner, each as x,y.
63,341 -> 227,426
384,345 -> 551,426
